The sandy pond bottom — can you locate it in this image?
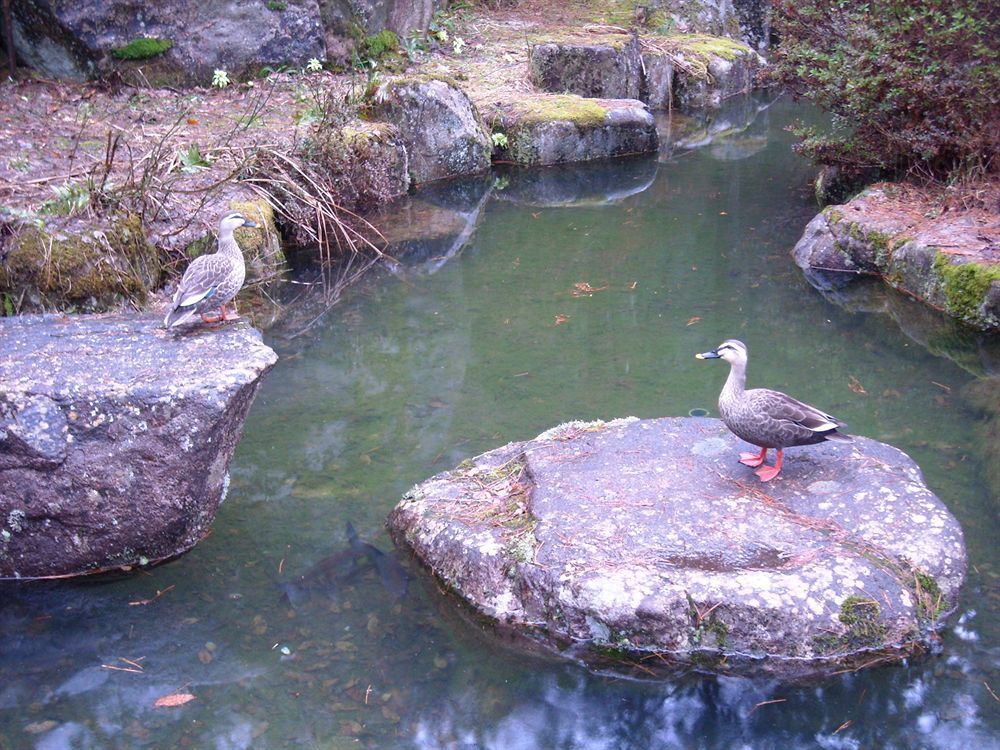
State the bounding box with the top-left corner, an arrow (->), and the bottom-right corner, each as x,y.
1,96 -> 998,750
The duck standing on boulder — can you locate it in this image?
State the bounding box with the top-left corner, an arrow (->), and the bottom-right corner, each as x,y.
163,211 -> 257,328
696,339 -> 852,481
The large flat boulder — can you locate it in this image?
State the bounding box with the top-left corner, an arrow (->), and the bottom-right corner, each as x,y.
491,95 -> 657,167
388,417 -> 967,677
0,314 -> 277,578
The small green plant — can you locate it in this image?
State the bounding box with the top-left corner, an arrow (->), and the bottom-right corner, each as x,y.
179,144 -> 212,172
111,37 -> 173,60
306,57 -> 323,73
452,37 -> 466,55
401,35 -> 427,61
39,181 -> 91,216
8,156 -> 30,172
491,132 -> 508,149
266,0 -> 287,9
212,69 -> 230,88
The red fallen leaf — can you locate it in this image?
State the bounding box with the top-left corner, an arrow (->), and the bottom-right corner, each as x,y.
154,692 -> 196,708
686,316 -> 701,326
554,314 -> 569,326
187,118 -> 199,125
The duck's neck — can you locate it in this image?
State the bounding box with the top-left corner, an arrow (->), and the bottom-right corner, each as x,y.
218,230 -> 242,258
721,359 -> 747,402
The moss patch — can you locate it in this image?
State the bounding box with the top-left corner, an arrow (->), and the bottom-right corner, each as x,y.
933,253 -> 1000,323
666,34 -> 752,63
111,38 -> 174,61
0,214 -> 159,313
509,95 -> 608,128
838,595 -> 887,649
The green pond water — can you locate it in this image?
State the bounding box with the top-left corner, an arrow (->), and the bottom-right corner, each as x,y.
2,95 -> 999,749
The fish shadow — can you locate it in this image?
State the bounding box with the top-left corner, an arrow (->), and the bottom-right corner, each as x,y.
279,522 -> 409,609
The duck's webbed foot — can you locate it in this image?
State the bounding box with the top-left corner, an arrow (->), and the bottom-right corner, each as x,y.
754,449 -> 784,482
739,447 -> 768,467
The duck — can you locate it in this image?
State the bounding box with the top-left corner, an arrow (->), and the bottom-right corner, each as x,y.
695,339 -> 852,481
163,211 -> 257,328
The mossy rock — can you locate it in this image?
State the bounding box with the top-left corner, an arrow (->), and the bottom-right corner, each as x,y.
507,95 -> 609,128
932,253 -> 1000,327
0,214 -> 160,314
111,37 -> 173,60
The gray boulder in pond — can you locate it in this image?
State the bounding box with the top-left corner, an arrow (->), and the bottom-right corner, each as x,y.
387,417 -> 967,677
374,76 -> 492,185
0,314 -> 277,579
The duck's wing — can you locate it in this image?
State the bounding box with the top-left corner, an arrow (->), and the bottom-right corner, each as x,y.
748,388 -> 844,435
164,254 -> 232,326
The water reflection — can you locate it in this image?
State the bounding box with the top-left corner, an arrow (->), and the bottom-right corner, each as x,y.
2,95 -> 999,749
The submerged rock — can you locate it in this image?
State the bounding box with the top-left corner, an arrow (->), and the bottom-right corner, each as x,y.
0,314 -> 277,578
388,417 -> 966,677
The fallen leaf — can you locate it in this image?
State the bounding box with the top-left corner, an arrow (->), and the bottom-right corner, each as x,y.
154,692 -> 195,708
187,118 -> 199,125
686,316 -> 701,326
627,281 -> 638,290
554,314 -> 569,326
570,282 -> 608,297
848,376 -> 867,395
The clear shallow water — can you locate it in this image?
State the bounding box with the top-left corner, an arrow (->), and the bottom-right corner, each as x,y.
2,96 -> 999,749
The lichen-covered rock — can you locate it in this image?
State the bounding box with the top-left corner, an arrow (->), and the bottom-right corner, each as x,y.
492,95 -> 657,167
793,189 -> 1000,332
388,417 -> 966,677
0,314 -> 277,578
0,213 -> 160,313
647,0 -> 771,50
670,35 -> 764,109
11,0 -> 326,85
374,76 -> 492,185
530,35 -> 643,100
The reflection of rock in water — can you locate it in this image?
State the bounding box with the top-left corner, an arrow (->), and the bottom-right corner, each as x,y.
370,173 -> 494,275
657,90 -> 780,160
962,377 -> 1000,505
803,272 -> 1000,378
493,156 -> 659,208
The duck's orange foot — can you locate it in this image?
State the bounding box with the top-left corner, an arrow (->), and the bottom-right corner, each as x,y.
219,305 -> 241,321
739,447 -> 767,468
200,312 -> 224,324
755,465 -> 781,482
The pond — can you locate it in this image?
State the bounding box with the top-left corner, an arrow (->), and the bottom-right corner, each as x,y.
2,95 -> 998,750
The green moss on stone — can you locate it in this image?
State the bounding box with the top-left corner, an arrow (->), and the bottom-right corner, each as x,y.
111,37 -> 174,60
0,213 -> 159,312
510,95 -> 608,128
933,253 -> 1000,323
361,30 -> 400,59
838,595 -> 887,648
668,34 -> 752,62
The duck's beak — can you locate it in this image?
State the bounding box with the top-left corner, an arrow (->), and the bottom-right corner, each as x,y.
695,349 -> 720,360
242,220 -> 259,228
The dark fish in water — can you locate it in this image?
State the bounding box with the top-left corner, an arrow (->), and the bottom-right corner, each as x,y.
280,522 -> 409,607
346,522 -> 409,600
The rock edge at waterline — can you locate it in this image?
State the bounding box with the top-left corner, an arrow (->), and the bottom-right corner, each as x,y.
388,417 -> 966,678
0,314 -> 277,579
